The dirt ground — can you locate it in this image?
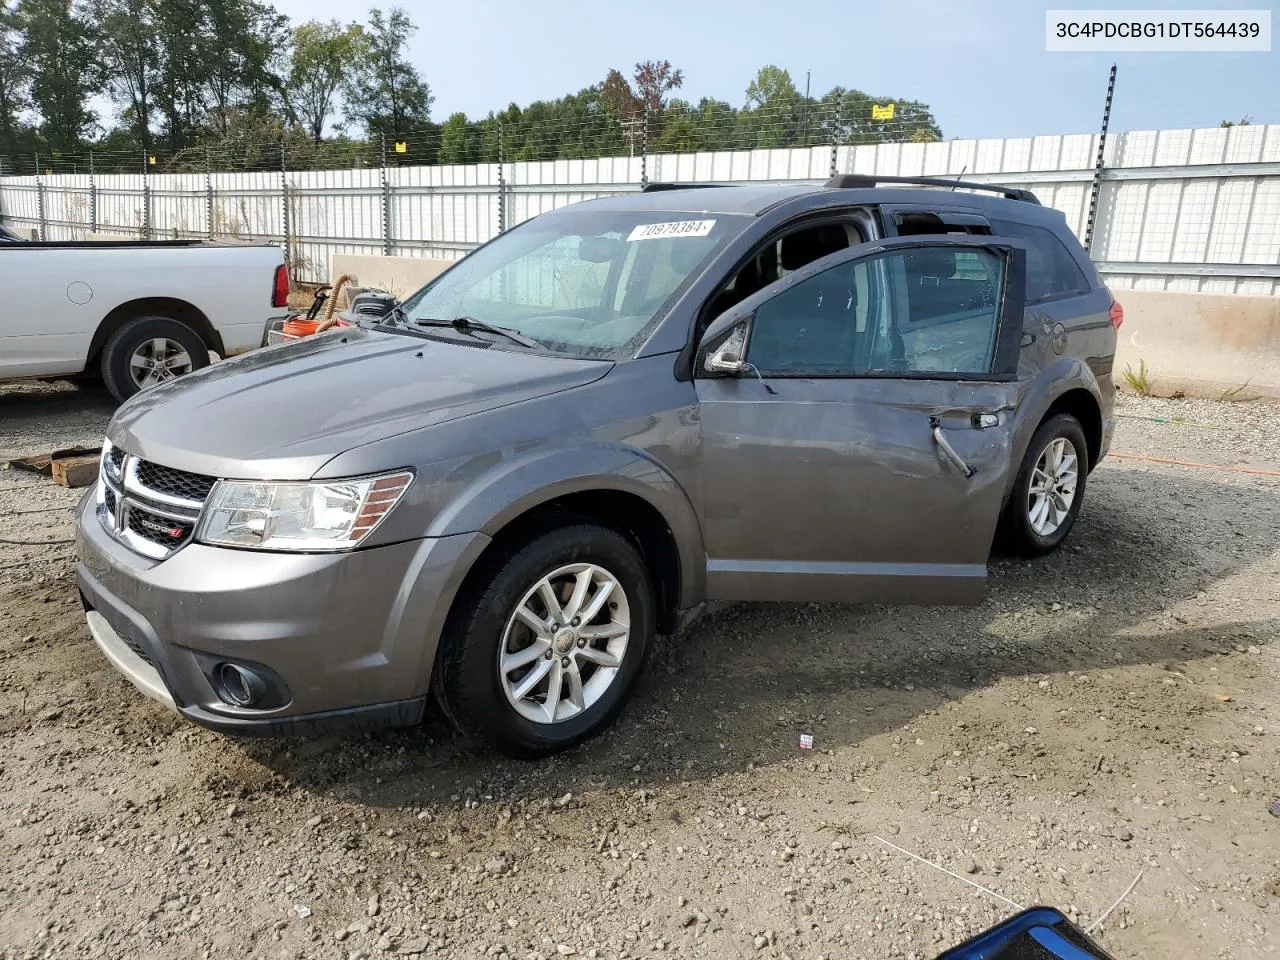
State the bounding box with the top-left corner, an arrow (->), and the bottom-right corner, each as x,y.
1,381 -> 1277,960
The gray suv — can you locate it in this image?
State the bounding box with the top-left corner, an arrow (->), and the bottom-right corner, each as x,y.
75,175 -> 1120,758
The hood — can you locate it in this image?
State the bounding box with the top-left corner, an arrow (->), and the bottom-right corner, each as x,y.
110,328 -> 612,479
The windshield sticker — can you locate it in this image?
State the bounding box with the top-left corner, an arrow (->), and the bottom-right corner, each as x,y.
626,219 -> 716,242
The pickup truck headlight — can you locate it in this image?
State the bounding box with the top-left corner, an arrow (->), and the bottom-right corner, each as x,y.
196,471 -> 413,551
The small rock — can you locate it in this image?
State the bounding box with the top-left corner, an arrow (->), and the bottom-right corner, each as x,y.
888,825 -> 900,835
334,929 -> 350,942
965,861 -> 980,875
556,945 -> 576,956
555,793 -> 573,809
1117,828 -> 1133,842
485,857 -> 511,876
367,894 -> 380,917
306,815 -> 323,828
1268,800 -> 1280,818
226,803 -> 239,818
292,904 -> 311,919
753,936 -> 768,951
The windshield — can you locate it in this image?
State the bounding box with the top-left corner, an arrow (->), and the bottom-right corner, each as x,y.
395,209 -> 749,359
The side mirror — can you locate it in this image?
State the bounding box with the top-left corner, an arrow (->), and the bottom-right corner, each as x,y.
701,321 -> 749,376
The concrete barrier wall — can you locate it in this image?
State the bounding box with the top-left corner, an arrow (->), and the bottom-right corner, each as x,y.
329,254 -> 454,300
1114,289 -> 1280,398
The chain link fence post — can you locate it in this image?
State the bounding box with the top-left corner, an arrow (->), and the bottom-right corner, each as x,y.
380,135 -> 392,256
280,142 -> 291,269
205,146 -> 214,239
640,104 -> 650,189
829,98 -> 840,177
1084,63 -> 1117,256
88,151 -> 97,234
141,150 -> 152,240
34,153 -> 46,241
497,120 -> 507,234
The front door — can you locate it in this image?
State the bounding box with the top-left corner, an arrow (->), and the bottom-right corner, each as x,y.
695,235 -> 1028,605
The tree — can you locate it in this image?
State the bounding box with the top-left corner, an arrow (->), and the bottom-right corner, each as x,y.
286,19 -> 368,141
1220,116 -> 1252,127
18,0 -> 100,152
89,0 -> 160,151
342,7 -> 433,142
0,0 -> 30,153
632,59 -> 683,115
151,0 -> 209,148
201,0 -> 291,137
743,65 -> 800,147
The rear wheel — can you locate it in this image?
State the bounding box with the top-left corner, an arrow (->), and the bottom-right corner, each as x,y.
433,523 -> 655,759
999,413 -> 1089,557
100,315 -> 210,403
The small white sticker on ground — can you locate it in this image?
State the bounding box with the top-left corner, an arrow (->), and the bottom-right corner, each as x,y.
627,219 -> 716,242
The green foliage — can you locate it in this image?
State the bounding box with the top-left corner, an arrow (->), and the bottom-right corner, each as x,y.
287,19 -> 368,141
0,2 -> 944,172
18,0 -> 100,151
342,6 -> 433,142
1123,359 -> 1152,396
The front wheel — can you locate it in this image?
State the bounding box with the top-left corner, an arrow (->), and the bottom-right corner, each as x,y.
999,413 -> 1089,557
432,524 -> 655,759
100,315 -> 210,403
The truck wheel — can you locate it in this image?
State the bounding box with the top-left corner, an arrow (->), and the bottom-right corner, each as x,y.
100,315 -> 210,403
433,523 -> 655,759
999,413 -> 1089,557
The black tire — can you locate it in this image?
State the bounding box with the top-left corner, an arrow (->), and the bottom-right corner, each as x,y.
999,413 -> 1090,558
100,315 -> 210,404
432,523 -> 655,759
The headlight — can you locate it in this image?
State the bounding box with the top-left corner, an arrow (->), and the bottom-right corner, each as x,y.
196,471 -> 413,551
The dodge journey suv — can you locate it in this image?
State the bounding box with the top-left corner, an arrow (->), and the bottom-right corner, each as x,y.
75,175 -> 1120,758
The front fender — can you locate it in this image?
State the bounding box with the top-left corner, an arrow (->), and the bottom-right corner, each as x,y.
425,442 -> 707,610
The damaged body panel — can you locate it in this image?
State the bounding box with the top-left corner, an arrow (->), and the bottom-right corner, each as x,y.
76,178 -> 1118,757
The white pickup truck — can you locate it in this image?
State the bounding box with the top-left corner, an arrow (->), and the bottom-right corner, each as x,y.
0,239 -> 289,402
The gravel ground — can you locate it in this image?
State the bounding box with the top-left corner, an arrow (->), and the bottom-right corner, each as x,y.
1,382 -> 1277,960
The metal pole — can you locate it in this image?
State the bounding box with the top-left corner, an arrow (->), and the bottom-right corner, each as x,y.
380,135 -> 391,256
497,121 -> 507,234
640,104 -> 649,188
205,146 -> 214,238
829,99 -> 840,177
35,153 -> 46,241
1083,63 -> 1117,255
89,150 -> 97,233
280,142 -> 290,265
141,149 -> 151,240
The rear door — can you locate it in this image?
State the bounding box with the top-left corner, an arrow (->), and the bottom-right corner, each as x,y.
695,235 -> 1028,605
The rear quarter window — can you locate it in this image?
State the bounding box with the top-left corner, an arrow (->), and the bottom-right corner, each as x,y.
989,219 -> 1091,303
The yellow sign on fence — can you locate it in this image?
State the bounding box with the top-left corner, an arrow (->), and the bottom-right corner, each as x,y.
871,103 -> 896,121
394,141 -> 407,154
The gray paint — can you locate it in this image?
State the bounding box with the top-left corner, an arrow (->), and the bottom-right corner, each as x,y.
78,183 -> 1116,731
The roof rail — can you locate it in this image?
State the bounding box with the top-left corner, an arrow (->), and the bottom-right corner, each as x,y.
640,182 -> 732,192
824,174 -> 1041,205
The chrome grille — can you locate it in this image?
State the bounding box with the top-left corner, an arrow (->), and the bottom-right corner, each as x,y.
98,444 -> 215,560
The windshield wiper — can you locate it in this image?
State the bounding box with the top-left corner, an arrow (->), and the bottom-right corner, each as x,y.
414,315 -> 538,349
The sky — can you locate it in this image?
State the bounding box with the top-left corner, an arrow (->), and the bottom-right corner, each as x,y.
265,0 -> 1280,139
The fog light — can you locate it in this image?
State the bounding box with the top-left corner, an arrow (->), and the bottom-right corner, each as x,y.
215,662 -> 268,707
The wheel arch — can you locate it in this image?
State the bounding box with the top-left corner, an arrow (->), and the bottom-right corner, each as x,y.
88,297 -> 224,368
1041,387 -> 1103,472
425,449 -> 705,638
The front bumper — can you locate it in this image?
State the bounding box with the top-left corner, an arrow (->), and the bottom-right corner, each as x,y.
75,491 -> 489,736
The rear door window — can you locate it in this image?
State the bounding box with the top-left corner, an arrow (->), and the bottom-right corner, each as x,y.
988,219 -> 1090,303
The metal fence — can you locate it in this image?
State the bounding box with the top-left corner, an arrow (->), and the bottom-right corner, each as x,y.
2,123 -> 1278,295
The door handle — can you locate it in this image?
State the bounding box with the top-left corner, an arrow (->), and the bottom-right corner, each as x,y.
929,416 -> 975,478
